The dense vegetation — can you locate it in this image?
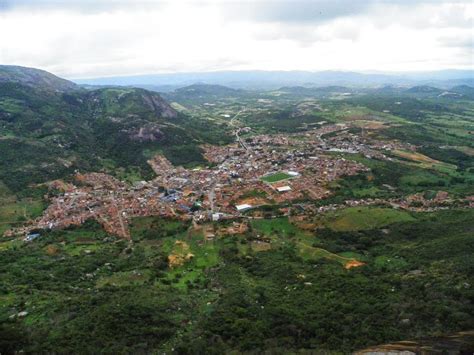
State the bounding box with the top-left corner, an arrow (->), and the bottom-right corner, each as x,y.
0,82 -> 231,192
1,210 -> 473,353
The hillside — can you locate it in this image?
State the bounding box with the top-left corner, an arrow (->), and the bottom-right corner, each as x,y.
405,85 -> 443,94
163,83 -> 248,105
0,65 -> 78,92
0,66 -> 229,193
451,85 -> 474,99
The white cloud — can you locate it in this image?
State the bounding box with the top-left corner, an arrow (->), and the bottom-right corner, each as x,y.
0,0 -> 472,78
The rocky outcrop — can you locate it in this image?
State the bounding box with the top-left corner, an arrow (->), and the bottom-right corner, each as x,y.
141,90 -> 177,119
129,124 -> 164,142
355,330 -> 474,354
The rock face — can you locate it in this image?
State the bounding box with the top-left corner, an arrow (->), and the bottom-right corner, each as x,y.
87,87 -> 178,121
355,330 -> 474,354
129,124 -> 164,142
141,90 -> 177,119
0,65 -> 78,92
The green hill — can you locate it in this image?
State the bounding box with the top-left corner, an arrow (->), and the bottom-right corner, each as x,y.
0,66 -> 230,192
0,65 -> 78,92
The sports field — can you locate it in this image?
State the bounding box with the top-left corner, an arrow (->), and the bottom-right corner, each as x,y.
261,172 -> 293,183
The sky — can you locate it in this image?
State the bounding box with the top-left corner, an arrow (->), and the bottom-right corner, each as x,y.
0,0 -> 472,79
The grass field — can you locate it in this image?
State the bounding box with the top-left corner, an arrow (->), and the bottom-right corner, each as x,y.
391,149 -> 457,171
251,217 -> 365,267
251,217 -> 301,237
297,239 -> 352,265
163,236 -> 220,289
260,172 -> 293,183
0,197 -> 45,235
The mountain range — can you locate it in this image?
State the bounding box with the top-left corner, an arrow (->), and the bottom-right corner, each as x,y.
73,69 -> 474,90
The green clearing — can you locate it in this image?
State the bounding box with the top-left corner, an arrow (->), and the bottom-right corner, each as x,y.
251,217 -> 358,265
239,189 -> 268,199
260,172 -> 293,183
320,207 -> 416,231
297,239 -> 350,265
130,217 -> 221,290
350,186 -> 384,198
390,149 -> 457,172
163,235 -> 221,289
373,255 -> 409,270
130,216 -> 190,241
63,243 -> 103,256
251,217 -> 301,237
0,197 -> 45,235
96,269 -> 153,288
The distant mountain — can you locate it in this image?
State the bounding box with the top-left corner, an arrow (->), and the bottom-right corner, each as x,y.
0,65 -> 78,92
73,70 -> 395,89
174,83 -> 242,95
405,85 -> 443,94
402,85 -> 474,99
400,69 -> 473,81
451,85 -> 474,99
276,83 -> 474,101
163,83 -> 247,104
278,85 -> 354,96
73,69 -> 474,90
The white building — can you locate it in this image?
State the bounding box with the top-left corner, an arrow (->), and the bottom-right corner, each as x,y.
276,186 -> 291,192
236,204 -> 252,212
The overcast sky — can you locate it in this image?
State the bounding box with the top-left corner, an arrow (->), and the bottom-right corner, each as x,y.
0,0 -> 472,78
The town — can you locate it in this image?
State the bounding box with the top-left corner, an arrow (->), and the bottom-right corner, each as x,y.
6,122 -> 472,240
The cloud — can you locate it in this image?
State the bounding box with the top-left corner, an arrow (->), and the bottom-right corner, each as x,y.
218,0 -> 469,25
0,0 -> 472,77
438,34 -> 474,48
0,0 -> 166,14
218,1 -> 371,25
224,1 -> 473,47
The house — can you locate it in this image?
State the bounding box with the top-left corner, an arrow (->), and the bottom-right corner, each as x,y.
24,233 -> 40,242
276,186 -> 291,193
236,204 -> 252,212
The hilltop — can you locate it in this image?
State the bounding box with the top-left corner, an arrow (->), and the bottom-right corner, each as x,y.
0,65 -> 78,92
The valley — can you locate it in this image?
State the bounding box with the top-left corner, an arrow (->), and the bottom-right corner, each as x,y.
1,66 -> 473,353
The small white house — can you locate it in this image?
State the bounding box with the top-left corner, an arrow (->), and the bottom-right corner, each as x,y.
212,213 -> 222,221
24,233 -> 40,242
276,186 -> 291,193
236,204 -> 252,212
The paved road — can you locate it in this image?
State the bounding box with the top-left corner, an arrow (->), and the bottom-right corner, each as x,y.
229,109 -> 248,150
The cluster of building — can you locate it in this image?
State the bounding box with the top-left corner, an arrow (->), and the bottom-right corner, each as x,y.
5,122 -> 470,240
